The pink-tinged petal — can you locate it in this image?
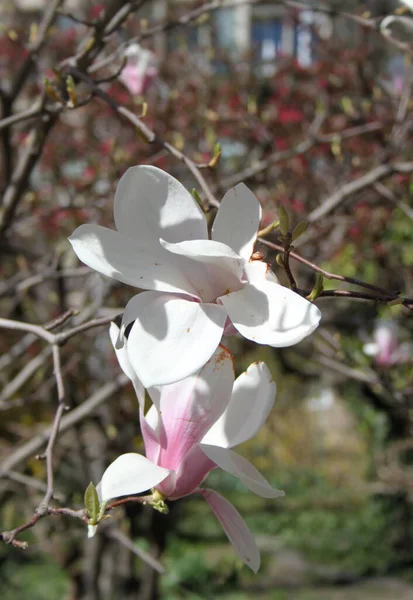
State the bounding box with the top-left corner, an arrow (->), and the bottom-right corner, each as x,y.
200,446 -> 284,499
100,453 -> 171,502
141,404 -> 163,464
124,293 -> 227,387
114,165 -> 208,242
160,444 -> 216,499
155,346 -> 234,471
212,183 -> 261,261
199,488 -> 260,572
69,224 -> 196,295
160,238 -> 244,302
202,362 -> 275,448
220,281 -> 321,347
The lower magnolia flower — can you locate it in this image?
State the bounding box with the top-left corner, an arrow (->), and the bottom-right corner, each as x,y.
95,324 -> 284,572
69,166 -> 322,387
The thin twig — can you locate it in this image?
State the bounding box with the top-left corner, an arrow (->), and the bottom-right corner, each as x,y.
307,161 -> 413,222
1,373 -> 129,472
108,528 -> 165,574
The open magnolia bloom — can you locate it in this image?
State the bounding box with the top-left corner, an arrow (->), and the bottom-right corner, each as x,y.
97,324 -> 284,572
69,166 -> 321,386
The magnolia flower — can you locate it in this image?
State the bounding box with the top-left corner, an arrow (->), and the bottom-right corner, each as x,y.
69,166 -> 321,387
96,324 -> 284,572
363,321 -> 411,367
119,43 -> 158,96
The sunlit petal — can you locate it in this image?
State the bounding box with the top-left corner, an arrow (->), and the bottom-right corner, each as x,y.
220,281 -> 321,347
202,362 -> 275,448
123,292 -> 227,386
100,453 -> 171,502
114,165 -> 208,242
212,183 -> 261,260
69,224 -> 195,295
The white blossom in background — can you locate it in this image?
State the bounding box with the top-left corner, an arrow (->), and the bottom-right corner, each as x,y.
94,325 -> 284,572
69,166 -> 321,387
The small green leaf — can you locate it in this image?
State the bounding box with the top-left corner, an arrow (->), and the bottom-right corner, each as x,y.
84,482 -> 99,523
258,220 -> 279,238
291,221 -> 308,241
191,188 -> 202,205
307,274 -> 324,301
278,206 -> 289,236
208,142 -> 221,167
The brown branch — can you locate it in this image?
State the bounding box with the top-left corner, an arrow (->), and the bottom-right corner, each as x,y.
0,103 -> 43,132
258,238 -> 413,309
27,345 -> 67,519
67,67 -> 220,207
10,0 -> 64,100
307,161 -> 413,223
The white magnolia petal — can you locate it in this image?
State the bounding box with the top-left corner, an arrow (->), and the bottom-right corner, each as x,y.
160,238 -> 243,263
212,183 -> 261,260
160,238 -> 245,301
155,346 -> 234,472
363,342 -> 379,357
109,322 -> 145,407
114,165 -> 208,242
87,524 -> 98,539
69,224 -> 196,295
125,294 -> 227,387
100,453 -> 171,502
244,260 -> 279,284
202,362 -> 275,448
200,488 -> 260,573
200,446 -> 284,499
220,281 -> 321,347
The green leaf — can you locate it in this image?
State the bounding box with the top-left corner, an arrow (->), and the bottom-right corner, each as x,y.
191,188 -> 202,205
279,206 -> 289,236
291,221 -> 308,241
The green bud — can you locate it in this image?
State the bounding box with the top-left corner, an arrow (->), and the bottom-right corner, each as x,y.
340,96 -> 355,116
191,188 -> 202,205
388,297 -> 403,307
84,482 -> 99,523
276,253 -> 285,267
66,75 -> 77,107
208,142 -> 221,167
258,220 -> 279,238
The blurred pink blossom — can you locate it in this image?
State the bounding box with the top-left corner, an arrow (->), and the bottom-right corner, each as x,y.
119,43 -> 158,96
